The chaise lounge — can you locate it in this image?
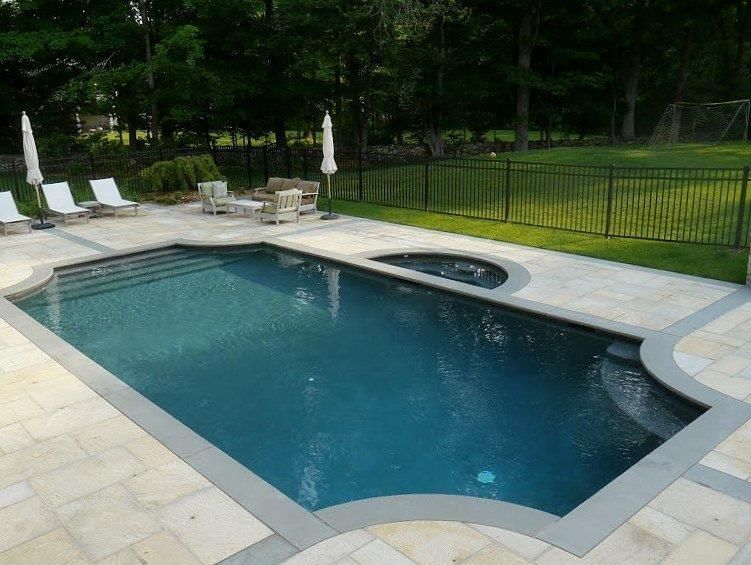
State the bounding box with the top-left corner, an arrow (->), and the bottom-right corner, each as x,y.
89,178 -> 139,219
0,191 -> 32,235
252,177 -> 319,214
41,182 -> 90,226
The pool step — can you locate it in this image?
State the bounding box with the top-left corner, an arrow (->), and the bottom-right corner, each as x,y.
600,358 -> 687,440
47,254 -> 245,303
605,340 -> 641,363
55,249 -> 219,284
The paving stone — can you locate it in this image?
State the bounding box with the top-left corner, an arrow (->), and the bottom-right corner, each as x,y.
627,506 -> 693,545
537,522 -> 671,564
129,530 -> 202,564
650,478 -> 751,545
155,487 -> 272,564
55,484 -> 161,561
0,481 -> 35,510
31,447 -> 146,507
23,397 -> 120,441
349,538 -> 414,565
662,530 -> 738,565
0,528 -> 89,564
0,395 -> 45,428
0,435 -> 87,489
463,543 -> 530,564
0,422 -> 36,454
700,450 -> 751,480
0,496 -> 59,553
25,373 -> 98,412
283,529 -> 375,565
125,435 -> 178,467
74,416 -> 146,454
95,548 -> 142,564
715,421 -> 751,465
123,459 -> 210,509
468,524 -> 550,560
368,521 -> 492,564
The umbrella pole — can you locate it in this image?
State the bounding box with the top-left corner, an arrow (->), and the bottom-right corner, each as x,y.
320,173 -> 339,220
31,183 -> 55,230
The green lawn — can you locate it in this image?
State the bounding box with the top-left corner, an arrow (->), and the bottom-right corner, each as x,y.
303,144 -> 751,247
486,142 -> 751,168
331,199 -> 747,283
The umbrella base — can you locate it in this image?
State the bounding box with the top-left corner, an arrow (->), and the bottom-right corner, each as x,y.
320,213 -> 339,220
31,222 -> 55,230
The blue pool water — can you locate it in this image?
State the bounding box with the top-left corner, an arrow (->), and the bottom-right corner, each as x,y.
17,247 -> 702,516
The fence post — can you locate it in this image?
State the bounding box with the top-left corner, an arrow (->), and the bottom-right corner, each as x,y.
423,159 -> 430,211
244,144 -> 252,189
358,149 -> 364,201
263,144 -> 269,182
504,158 -> 512,221
302,150 -> 309,180
605,164 -> 615,237
285,147 -> 291,178
735,166 -> 750,247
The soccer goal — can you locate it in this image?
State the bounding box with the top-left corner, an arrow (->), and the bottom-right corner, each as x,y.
650,99 -> 750,145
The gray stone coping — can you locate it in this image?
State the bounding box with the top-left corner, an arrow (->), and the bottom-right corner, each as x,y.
315,495 -> 558,537
356,247 -> 532,295
2,237 -> 750,560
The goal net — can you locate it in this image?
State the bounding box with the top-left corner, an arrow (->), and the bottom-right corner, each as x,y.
649,99 -> 750,145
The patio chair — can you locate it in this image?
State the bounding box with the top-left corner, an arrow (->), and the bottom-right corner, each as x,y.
41,182 -> 90,226
89,178 -> 139,219
259,189 -> 302,225
198,181 -> 235,215
0,191 -> 32,236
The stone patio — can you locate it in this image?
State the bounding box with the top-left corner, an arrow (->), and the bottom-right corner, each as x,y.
1,203 -> 750,564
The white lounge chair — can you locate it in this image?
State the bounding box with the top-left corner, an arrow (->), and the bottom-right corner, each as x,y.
260,189 -> 302,225
0,191 -> 32,236
41,182 -> 90,226
89,178 -> 139,219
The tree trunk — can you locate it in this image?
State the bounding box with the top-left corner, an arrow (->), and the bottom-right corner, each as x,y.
274,120 -> 287,148
733,0 -> 751,86
264,0 -> 287,148
620,0 -> 646,141
514,3 -> 534,152
425,17 -> 446,157
673,22 -> 693,103
128,119 -> 138,149
140,0 -> 158,146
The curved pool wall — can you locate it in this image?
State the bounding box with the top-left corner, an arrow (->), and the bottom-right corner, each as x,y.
374,252 -> 509,289
2,237 -> 750,558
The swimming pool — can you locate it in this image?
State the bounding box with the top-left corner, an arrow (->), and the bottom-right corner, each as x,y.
17,246 -> 703,516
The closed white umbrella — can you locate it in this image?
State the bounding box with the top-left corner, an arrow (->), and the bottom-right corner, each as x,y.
320,111 -> 338,220
21,111 -> 54,228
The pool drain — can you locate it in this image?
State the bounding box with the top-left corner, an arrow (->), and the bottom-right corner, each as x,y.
476,470 -> 496,484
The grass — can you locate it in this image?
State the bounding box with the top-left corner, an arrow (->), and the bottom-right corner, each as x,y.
486,142 -> 751,168
304,143 -> 751,247
331,200 -> 747,283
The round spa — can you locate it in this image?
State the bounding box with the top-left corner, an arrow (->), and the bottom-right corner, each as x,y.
375,253 -> 508,289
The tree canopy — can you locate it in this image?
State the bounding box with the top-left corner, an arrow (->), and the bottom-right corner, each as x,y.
1,0 -> 749,155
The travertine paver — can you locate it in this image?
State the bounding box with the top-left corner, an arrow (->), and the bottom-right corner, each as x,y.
1,203 -> 751,563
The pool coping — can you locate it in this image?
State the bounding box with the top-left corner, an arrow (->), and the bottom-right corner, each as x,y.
357,247 -> 532,294
2,237 -> 750,560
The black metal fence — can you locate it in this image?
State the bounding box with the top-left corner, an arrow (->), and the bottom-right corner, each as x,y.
2,145 -> 750,247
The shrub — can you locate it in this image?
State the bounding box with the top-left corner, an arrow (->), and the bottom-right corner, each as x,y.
142,154 -> 224,193
17,199 -> 40,218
